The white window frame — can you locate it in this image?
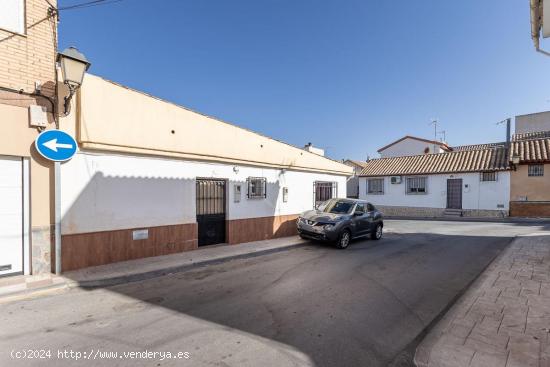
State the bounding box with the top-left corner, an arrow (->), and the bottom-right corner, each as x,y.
0,0 -> 26,35
406,176 -> 428,195
367,178 -> 384,195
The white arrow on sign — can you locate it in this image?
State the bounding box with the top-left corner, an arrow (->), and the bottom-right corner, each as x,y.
43,138 -> 73,152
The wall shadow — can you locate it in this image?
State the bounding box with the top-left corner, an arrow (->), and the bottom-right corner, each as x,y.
60,172 -> 198,271
60,171 -> 299,271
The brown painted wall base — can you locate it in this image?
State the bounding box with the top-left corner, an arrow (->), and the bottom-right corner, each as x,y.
226,214 -> 299,245
510,201 -> 550,218
61,223 -> 197,271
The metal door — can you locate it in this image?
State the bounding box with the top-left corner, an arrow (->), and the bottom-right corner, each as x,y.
446,179 -> 463,209
196,179 -> 226,246
0,157 -> 23,277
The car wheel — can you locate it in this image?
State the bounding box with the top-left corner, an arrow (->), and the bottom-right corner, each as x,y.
371,223 -> 383,240
336,230 -> 351,249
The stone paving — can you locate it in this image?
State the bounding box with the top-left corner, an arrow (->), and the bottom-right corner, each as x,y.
415,234 -> 550,367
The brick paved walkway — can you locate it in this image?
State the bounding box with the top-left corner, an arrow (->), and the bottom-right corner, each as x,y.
415,234 -> 550,367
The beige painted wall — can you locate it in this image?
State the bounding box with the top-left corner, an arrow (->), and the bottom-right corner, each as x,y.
75,74 -> 352,176
0,103 -> 53,228
510,164 -> 550,201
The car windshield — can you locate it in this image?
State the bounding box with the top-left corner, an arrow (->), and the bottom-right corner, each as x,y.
319,199 -> 355,214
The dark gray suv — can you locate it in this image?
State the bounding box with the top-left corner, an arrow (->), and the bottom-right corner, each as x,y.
297,198 -> 383,249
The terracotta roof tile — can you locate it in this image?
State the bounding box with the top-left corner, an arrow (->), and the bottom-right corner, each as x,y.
513,131 -> 550,141
510,138 -> 550,162
359,147 -> 510,177
452,142 -> 506,151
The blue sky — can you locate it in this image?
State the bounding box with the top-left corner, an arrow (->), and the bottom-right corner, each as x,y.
58,0 -> 550,161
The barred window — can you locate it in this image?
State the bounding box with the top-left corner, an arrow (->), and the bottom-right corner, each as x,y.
406,177 -> 427,194
528,165 -> 544,177
481,172 -> 497,182
314,181 -> 337,205
247,177 -> 266,199
367,178 -> 384,194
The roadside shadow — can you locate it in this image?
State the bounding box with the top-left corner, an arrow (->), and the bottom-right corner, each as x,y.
90,231 -> 516,367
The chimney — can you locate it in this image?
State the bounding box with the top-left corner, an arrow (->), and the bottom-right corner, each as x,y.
303,143 -> 325,156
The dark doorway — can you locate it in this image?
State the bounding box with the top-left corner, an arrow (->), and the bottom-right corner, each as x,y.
196,179 -> 226,246
446,179 -> 463,209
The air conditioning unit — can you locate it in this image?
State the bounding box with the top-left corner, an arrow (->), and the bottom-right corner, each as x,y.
390,176 -> 402,184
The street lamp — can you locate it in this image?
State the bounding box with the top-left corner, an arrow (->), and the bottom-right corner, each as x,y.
57,46 -> 91,115
53,46 -> 90,275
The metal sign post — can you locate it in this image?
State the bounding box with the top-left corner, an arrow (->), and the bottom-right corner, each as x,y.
55,161 -> 61,274
34,129 -> 77,274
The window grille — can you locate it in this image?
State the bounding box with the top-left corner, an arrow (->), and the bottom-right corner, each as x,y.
528,165 -> 544,177
406,177 -> 427,194
367,178 -> 384,194
247,177 -> 267,199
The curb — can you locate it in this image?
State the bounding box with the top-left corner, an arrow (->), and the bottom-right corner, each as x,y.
385,216 -> 550,224
0,282 -> 70,304
64,241 -> 308,289
409,235 -> 518,367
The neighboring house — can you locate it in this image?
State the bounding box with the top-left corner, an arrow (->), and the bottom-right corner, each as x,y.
58,74 -> 352,271
509,134 -> 550,217
0,0 -> 58,276
515,111 -> 550,134
343,159 -> 367,198
358,147 -> 511,217
377,135 -> 452,158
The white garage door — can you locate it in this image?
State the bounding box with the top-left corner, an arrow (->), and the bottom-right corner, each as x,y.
0,156 -> 23,277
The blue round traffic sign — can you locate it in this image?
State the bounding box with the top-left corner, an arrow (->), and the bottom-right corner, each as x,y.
35,130 -> 78,162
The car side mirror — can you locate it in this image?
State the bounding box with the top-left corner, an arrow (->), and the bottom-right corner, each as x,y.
354,211 -> 364,216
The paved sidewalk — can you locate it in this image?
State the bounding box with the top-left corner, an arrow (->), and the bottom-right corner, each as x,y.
0,236 -> 306,300
414,234 -> 550,367
0,274 -> 66,299
62,236 -> 307,288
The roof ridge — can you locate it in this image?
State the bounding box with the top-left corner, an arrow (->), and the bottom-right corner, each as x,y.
367,146 -> 507,162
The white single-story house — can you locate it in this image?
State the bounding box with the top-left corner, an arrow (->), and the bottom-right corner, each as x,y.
343,159 -> 367,198
58,74 -> 352,271
377,135 -> 452,158
358,144 -> 511,218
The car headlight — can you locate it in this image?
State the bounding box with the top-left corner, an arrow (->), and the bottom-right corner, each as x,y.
323,224 -> 335,231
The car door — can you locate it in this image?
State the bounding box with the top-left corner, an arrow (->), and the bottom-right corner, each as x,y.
366,203 -> 378,232
352,203 -> 369,236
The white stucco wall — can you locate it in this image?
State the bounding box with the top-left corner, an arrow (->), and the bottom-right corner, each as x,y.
379,138 -> 445,158
61,151 -> 347,235
358,172 -> 510,210
515,111 -> 550,134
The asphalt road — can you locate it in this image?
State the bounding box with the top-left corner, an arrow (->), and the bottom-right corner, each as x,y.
1,220 -> 549,367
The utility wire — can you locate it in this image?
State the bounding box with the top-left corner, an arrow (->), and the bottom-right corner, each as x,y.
58,0 -> 125,11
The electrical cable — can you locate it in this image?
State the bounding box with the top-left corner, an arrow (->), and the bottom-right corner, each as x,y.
58,0 -> 126,11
